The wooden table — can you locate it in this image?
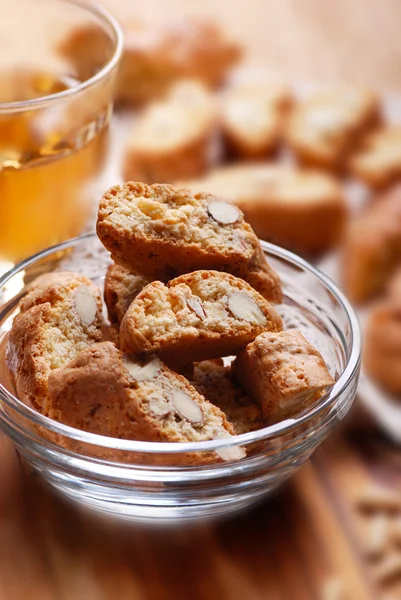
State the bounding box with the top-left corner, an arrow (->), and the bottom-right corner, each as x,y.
2,1 -> 401,598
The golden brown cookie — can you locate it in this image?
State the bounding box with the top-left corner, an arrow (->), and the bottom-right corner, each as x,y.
234,330 -> 334,423
342,186 -> 401,304
221,82 -> 292,159
48,342 -> 244,464
286,87 -> 380,170
6,272 -> 104,414
59,18 -> 241,106
120,270 -> 282,366
97,182 -> 282,302
180,164 -> 347,255
351,126 -> 401,189
122,80 -> 217,184
104,263 -> 151,328
192,359 -> 265,434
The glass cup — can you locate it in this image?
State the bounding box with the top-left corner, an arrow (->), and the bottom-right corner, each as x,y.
0,0 -> 123,278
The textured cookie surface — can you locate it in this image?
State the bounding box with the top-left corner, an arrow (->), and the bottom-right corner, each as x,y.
180,164 -> 346,255
6,272 -> 104,413
120,270 -> 282,365
234,330 -> 334,423
286,87 -> 380,169
342,186 -> 401,304
192,359 -> 265,434
104,263 -> 151,327
97,181 -> 282,302
47,342 -> 244,464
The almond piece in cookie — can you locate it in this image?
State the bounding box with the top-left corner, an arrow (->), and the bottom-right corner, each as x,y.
221,82 -> 292,159
180,164 -> 346,255
120,270 -> 282,365
104,263 -> 151,328
351,126 -> 401,189
97,181 -> 282,302
6,272 -> 103,414
286,87 -> 380,170
192,359 -> 265,434
47,342 -> 242,465
234,330 -> 334,423
342,186 -> 401,304
123,80 -> 217,184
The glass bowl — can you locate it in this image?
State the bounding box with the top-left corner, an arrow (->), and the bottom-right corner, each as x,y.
0,234 -> 361,523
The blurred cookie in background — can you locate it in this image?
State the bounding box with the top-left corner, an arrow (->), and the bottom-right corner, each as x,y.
342,185 -> 401,304
286,87 -> 381,171
220,82 -> 292,159
58,17 -> 242,106
179,163 -> 347,256
351,125 -> 401,189
122,80 -> 218,183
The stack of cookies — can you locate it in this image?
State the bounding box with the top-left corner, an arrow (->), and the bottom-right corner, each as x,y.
6,182 -> 334,464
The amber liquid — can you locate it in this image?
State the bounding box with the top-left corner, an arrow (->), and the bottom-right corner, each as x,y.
0,71 -> 110,264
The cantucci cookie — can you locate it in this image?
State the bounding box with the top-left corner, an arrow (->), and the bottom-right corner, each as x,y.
286,87 -> 380,170
59,18 -> 241,106
234,330 -> 334,423
221,82 -> 291,159
6,272 -> 103,414
351,126 -> 401,189
342,186 -> 401,304
120,270 -> 282,365
122,80 -> 217,184
192,359 -> 265,434
104,263 -> 151,328
179,164 -> 346,255
47,342 -> 244,464
97,181 -> 282,302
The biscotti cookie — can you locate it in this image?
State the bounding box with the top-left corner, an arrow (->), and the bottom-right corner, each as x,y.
104,263 -> 151,328
122,80 -> 217,184
97,182 -> 282,302
342,186 -> 401,304
180,164 -> 346,255
364,300 -> 401,396
351,126 -> 401,189
59,18 -> 241,106
286,87 -> 380,170
221,83 -> 292,159
120,270 -> 282,365
234,330 -> 334,423
48,342 -> 244,464
192,359 -> 264,434
6,272 -> 103,414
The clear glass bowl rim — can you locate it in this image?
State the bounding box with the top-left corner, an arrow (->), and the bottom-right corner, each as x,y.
0,0 -> 124,114
0,234 -> 362,454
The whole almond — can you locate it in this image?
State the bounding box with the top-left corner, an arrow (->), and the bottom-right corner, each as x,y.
74,284 -> 98,325
207,200 -> 241,225
214,432 -> 246,461
148,393 -> 171,418
187,296 -> 206,319
227,291 -> 267,325
123,355 -> 161,381
172,390 -> 203,424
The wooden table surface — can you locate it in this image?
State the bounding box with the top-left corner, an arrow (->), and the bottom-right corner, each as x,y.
2,1 -> 401,599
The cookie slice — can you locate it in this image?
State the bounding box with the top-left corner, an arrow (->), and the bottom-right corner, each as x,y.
286,87 -> 380,170
342,186 -> 401,304
104,263 -> 151,328
351,126 -> 401,189
48,342 -> 243,464
120,270 -> 282,365
180,164 -> 346,255
221,82 -> 292,159
97,181 -> 282,302
192,359 -> 265,434
123,80 -> 217,184
234,331 -> 334,423
6,272 -> 104,414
